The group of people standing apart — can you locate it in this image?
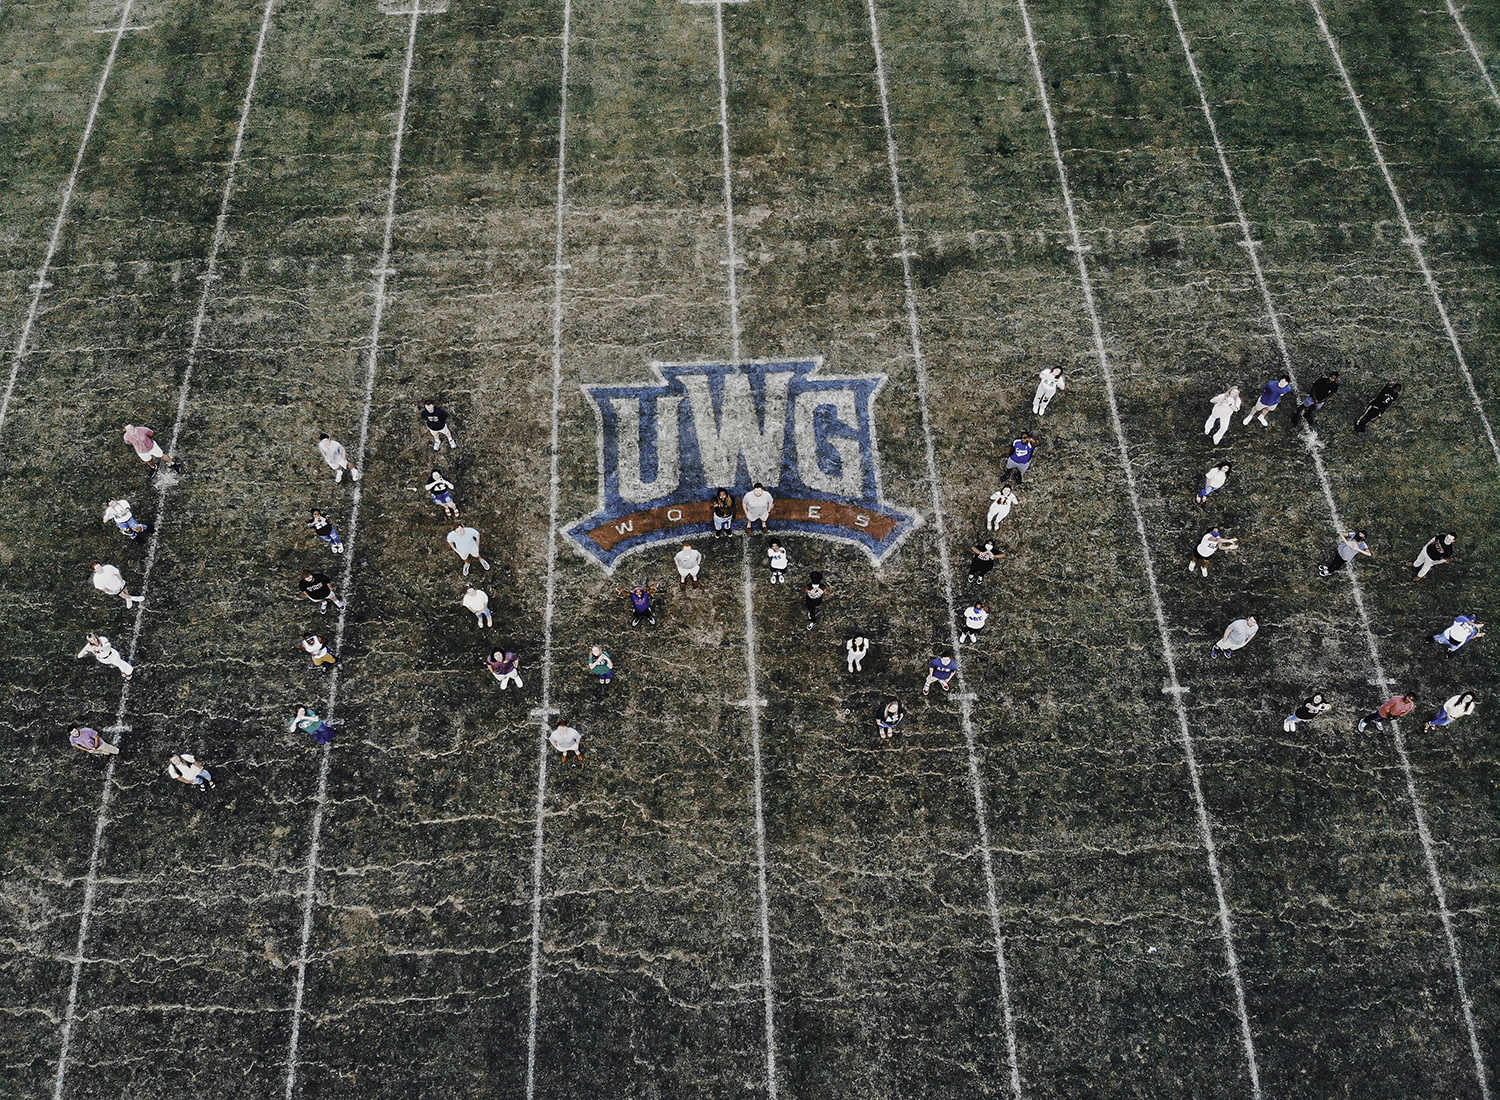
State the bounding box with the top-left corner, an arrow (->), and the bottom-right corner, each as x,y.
1196,370 -> 1481,732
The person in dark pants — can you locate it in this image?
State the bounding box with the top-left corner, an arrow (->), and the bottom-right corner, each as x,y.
1298,370 -> 1339,427
1353,381 -> 1401,433
803,572 -> 829,630
968,540 -> 1004,585
621,584 -> 657,628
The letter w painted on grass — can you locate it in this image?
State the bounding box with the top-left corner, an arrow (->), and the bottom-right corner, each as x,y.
567,357 -> 917,570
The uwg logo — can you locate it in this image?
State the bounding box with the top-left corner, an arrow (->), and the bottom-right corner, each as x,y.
566,358 -> 918,571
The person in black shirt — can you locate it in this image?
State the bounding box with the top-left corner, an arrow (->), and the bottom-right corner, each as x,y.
307,509 -> 344,554
1297,370 -> 1339,427
1353,381 -> 1401,434
803,572 -> 829,629
299,570 -> 346,614
421,402 -> 456,451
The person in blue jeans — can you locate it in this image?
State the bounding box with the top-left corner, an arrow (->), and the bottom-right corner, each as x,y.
308,509 -> 344,554
1297,371 -> 1339,427
1242,375 -> 1292,427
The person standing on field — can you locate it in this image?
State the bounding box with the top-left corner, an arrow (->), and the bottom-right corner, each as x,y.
968,540 -> 1003,585
462,584 -> 492,627
167,753 -> 214,789
674,542 -> 703,589
1424,692 -> 1477,732
1203,386 -> 1241,445
103,498 -> 146,539
803,572 -> 829,629
743,482 -> 774,533
69,727 -> 119,756
923,651 -> 958,696
91,562 -> 144,608
846,635 -> 869,673
289,706 -> 336,744
549,722 -> 582,763
317,434 -> 360,482
766,539 -> 788,583
122,424 -> 179,471
445,524 -> 490,576
1187,528 -> 1238,577
986,486 -> 1019,530
877,698 -> 904,739
307,509 -> 344,554
587,645 -> 614,687
710,488 -> 735,537
420,401 -> 456,451
301,634 -> 338,670
1032,367 -> 1066,416
1318,531 -> 1371,577
1196,462 -> 1232,506
1353,381 -> 1401,434
299,571 -> 345,615
1242,375 -> 1292,428
622,584 -> 657,628
1283,692 -> 1332,732
1001,433 -> 1037,484
959,602 -> 989,644
76,633 -> 132,679
1297,370 -> 1339,427
422,469 -> 460,518
1210,616 -> 1258,659
1409,532 -> 1456,580
1358,692 -> 1416,732
1430,615 -> 1484,652
487,649 -> 522,689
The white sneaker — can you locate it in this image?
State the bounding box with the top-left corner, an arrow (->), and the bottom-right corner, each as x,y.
351,468 -> 362,482
334,470 -> 343,483
432,441 -> 441,451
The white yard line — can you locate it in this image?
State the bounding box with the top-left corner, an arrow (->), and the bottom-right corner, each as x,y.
1308,0 -> 1500,471
1444,0 -> 1500,110
49,4 -> 277,1096
709,6 -> 779,1096
0,0 -> 135,441
282,6 -> 422,1097
862,0 -> 1022,1094
1010,1 -> 1264,1095
1165,4 -> 1492,1095
522,0 -> 572,1094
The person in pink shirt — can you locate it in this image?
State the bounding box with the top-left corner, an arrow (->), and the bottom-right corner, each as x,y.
122,424 -> 180,472
1357,692 -> 1416,733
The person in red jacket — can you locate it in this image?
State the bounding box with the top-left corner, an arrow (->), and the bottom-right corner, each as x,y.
1358,692 -> 1415,733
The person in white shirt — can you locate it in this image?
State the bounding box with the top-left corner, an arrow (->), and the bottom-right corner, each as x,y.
877,698 -> 904,739
1032,367 -> 1066,415
986,486 -> 1019,531
959,602 -> 989,644
1425,692 -> 1477,732
103,498 -> 146,538
317,433 -> 360,482
462,584 -> 492,627
1188,528 -> 1238,576
549,722 -> 582,763
91,562 -> 144,607
167,753 -> 213,788
1203,386 -> 1242,445
1431,616 -> 1484,653
743,482 -> 774,533
846,635 -> 869,672
446,525 -> 490,576
674,542 -> 702,588
1196,462 -> 1232,506
766,539 -> 788,583
76,633 -> 133,679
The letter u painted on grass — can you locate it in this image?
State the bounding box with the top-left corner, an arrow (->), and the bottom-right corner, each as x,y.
567,357 -> 918,571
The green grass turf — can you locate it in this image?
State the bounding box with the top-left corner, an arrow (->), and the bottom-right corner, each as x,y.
0,0 -> 1496,1097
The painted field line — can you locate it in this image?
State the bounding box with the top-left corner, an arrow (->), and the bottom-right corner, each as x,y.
1444,0 -> 1500,110
862,1 -> 1022,1095
1307,0 -> 1500,472
1166,4 -> 1492,1095
1011,1 -> 1263,1095
710,6 -> 779,1096
282,6 -> 422,1097
49,4 -> 277,1097
0,0 -> 135,441
522,0 -> 572,1095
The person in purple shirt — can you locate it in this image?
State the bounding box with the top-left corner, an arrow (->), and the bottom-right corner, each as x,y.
923,650 -> 959,696
621,583 -> 658,628
69,726 -> 119,756
1242,375 -> 1292,428
1001,433 -> 1037,485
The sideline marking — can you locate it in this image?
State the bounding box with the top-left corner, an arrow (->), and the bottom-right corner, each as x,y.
1308,0 -> 1500,472
1012,0 -> 1264,1094
282,5 -> 423,1097
1168,4 -> 1492,1094
0,0 -> 136,441
708,5 -> 780,1095
1444,0 -> 1500,110
522,0 -> 573,1095
48,4 -> 278,1097
863,0 -> 1024,1095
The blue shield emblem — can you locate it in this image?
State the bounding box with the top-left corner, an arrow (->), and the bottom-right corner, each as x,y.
566,357 -> 919,571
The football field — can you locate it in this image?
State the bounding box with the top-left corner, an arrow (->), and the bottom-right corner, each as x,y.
0,0 -> 1496,1096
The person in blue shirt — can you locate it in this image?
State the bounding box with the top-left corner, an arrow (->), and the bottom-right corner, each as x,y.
1242,375 -> 1292,427
621,583 -> 658,628
1001,432 -> 1037,485
923,650 -> 959,696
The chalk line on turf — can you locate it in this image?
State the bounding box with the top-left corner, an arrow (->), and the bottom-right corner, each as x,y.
863,0 -> 1024,1095
1012,0 -> 1264,1095
523,0 -> 573,1095
1443,0 -> 1500,111
1165,4 -> 1492,1095
0,0 -> 135,443
282,5 -> 423,1097
49,3 -> 277,1096
1307,0 -> 1500,473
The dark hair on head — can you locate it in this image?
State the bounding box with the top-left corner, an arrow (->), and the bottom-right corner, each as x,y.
1443,531 -> 1457,542
1219,461 -> 1233,472
319,433 -> 329,440
809,571 -> 824,584
941,648 -> 954,659
753,482 -> 764,490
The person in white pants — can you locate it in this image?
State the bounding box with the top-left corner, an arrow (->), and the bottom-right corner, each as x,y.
91,562 -> 144,607
1203,386 -> 1242,445
1410,532 -> 1456,580
77,634 -> 133,679
317,434 -> 360,482
846,635 -> 869,672
1032,367 -> 1066,415
674,542 -> 702,588
986,486 -> 1018,530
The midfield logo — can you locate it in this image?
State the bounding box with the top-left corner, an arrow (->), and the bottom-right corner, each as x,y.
566,358 -> 919,571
